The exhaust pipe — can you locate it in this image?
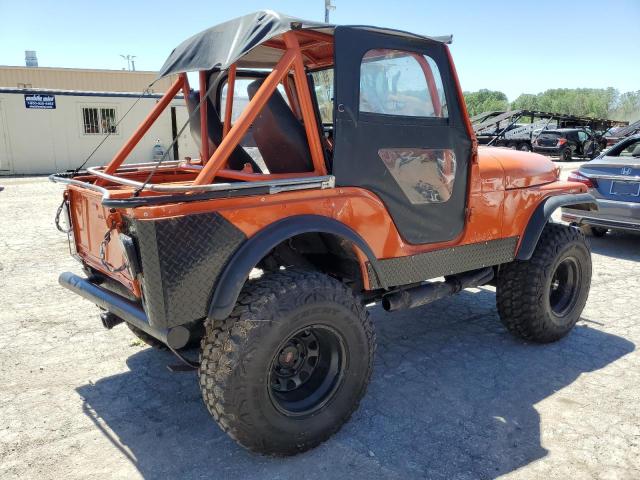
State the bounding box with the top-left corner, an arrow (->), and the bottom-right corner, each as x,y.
100,311 -> 124,329
382,268 -> 494,312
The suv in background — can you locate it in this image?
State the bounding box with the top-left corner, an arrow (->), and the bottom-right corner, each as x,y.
533,128 -> 600,161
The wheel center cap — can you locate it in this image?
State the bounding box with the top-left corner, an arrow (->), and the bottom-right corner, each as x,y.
279,346 -> 298,367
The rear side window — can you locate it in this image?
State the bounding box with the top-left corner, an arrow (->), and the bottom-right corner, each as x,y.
539,132 -> 560,138
311,69 -> 334,124
359,49 -> 447,118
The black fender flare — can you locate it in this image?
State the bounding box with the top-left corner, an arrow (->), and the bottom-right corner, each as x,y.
516,193 -> 597,260
208,215 -> 380,320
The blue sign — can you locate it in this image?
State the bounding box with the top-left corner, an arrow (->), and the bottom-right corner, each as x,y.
24,94 -> 56,109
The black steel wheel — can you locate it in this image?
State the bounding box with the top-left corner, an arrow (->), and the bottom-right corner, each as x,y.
269,326 -> 345,416
549,257 -> 581,317
497,224 -> 591,343
199,269 -> 375,456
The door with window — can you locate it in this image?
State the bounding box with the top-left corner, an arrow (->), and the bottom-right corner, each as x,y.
333,27 -> 472,244
577,130 -> 594,156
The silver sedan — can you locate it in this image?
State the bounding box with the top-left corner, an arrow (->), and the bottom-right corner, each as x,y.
562,134 -> 640,236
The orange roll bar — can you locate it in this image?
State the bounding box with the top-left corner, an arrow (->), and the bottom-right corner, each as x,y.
223,64 -> 236,137
193,49 -> 297,185
283,32 -> 327,176
217,169 -> 318,181
412,53 -> 442,117
99,76 -> 184,183
199,71 -> 209,163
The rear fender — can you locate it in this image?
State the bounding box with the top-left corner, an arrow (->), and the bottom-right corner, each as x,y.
516,193 -> 597,260
208,215 -> 380,320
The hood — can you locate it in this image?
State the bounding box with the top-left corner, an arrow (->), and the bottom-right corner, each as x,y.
478,146 -> 558,190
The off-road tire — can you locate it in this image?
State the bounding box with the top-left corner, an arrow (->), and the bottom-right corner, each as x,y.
127,323 -> 166,349
496,224 -> 591,343
199,269 -> 375,456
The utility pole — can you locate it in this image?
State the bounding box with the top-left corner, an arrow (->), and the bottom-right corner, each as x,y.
324,0 -> 335,23
120,54 -> 137,71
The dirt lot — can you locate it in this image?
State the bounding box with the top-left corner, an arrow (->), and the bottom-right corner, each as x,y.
1,175 -> 638,480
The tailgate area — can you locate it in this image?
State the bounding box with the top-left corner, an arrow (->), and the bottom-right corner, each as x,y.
67,186 -> 136,293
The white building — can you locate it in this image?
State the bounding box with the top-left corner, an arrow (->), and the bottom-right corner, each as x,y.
0,66 -> 199,175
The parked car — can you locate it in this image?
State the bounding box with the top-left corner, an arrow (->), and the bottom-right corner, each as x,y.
604,120 -> 640,146
562,134 -> 640,235
533,128 -> 600,161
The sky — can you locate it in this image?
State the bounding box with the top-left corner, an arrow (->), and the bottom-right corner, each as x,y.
0,0 -> 638,101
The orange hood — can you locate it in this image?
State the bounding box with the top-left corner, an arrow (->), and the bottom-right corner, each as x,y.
478,146 -> 558,190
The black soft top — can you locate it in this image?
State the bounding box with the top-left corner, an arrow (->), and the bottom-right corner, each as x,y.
158,10 -> 452,78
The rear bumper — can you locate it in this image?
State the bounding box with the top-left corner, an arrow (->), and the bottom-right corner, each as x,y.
59,272 -> 190,349
562,199 -> 640,231
533,146 -> 561,154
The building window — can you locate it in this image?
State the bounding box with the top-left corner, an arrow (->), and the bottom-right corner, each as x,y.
359,49 -> 448,118
82,107 -> 117,134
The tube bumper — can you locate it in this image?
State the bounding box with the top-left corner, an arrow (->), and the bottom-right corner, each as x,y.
58,272 -> 190,349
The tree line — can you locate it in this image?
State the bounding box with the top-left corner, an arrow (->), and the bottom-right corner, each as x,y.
463,88 -> 640,122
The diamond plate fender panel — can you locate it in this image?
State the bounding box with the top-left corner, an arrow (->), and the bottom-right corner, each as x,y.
130,213 -> 246,328
367,236 -> 518,289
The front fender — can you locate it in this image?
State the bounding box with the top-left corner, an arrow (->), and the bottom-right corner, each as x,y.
516,193 -> 597,260
208,215 -> 380,321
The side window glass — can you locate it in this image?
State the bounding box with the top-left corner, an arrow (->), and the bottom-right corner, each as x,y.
359,49 -> 447,118
378,148 -> 456,204
311,69 -> 334,124
578,131 -> 588,142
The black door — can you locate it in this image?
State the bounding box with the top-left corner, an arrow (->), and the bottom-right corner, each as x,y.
332,27 -> 473,244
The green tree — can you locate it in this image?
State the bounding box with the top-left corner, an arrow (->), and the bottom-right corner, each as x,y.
610,90 -> 640,122
511,93 -> 539,111
463,89 -> 509,116
467,87 -> 639,123
510,88 -> 618,118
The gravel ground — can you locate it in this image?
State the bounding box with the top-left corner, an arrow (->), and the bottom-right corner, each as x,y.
0,175 -> 638,480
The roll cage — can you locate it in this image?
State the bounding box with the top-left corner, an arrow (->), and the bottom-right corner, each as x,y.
50,17 -> 462,211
